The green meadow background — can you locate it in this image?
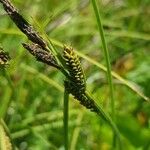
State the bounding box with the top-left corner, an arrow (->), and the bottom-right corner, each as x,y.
0,0 -> 150,149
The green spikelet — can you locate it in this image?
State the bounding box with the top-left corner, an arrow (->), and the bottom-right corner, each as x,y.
63,46 -> 86,92
0,124 -> 12,150
63,46 -> 100,113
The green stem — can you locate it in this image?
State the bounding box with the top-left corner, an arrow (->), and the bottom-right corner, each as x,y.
91,0 -> 115,120
91,0 -> 116,148
63,88 -> 69,150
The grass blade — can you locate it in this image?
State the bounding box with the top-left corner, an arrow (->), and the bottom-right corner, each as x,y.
63,88 -> 69,150
91,0 -> 118,148
91,0 -> 115,120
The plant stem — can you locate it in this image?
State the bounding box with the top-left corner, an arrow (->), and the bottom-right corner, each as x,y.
91,0 -> 116,147
63,88 -> 69,150
91,0 -> 115,120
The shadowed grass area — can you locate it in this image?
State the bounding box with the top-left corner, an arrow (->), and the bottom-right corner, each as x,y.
0,0 -> 150,150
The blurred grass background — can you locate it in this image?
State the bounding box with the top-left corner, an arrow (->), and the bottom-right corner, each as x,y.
0,0 -> 150,150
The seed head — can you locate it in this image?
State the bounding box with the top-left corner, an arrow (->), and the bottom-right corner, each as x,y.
22,43 -> 60,69
63,46 -> 86,92
64,81 -> 99,113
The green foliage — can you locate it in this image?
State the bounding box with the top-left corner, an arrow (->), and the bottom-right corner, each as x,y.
0,0 -> 149,150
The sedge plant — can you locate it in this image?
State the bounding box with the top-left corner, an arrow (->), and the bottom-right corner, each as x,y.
0,0 -> 123,149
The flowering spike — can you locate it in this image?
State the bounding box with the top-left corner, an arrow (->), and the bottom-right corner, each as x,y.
63,46 -> 86,92
22,43 -> 60,69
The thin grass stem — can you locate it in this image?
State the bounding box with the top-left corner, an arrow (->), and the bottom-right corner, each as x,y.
91,0 -> 115,120
63,88 -> 69,150
91,0 -> 118,148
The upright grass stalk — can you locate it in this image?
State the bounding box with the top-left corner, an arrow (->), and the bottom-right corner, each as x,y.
91,0 -> 117,148
63,88 -> 69,150
91,0 -> 115,120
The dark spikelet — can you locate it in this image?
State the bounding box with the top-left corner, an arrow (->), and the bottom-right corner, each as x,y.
22,43 -> 60,69
63,46 -> 99,113
0,0 -> 46,49
64,81 -> 99,113
63,46 -> 86,92
0,48 -> 10,66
